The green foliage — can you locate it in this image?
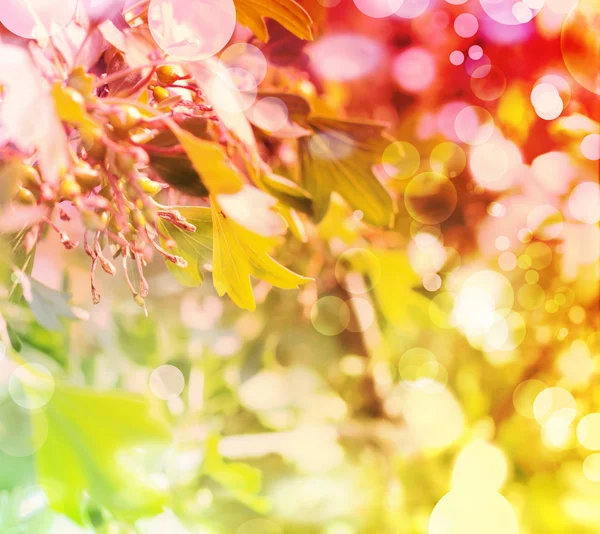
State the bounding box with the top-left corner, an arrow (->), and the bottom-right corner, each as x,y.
35,386 -> 171,524
299,118 -> 395,227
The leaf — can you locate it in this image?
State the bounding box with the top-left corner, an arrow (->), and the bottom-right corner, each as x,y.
203,436 -> 270,513
158,203 -> 309,308
298,117 -> 395,227
234,0 -> 313,42
157,207 -> 213,287
211,198 -> 310,311
175,129 -> 244,195
35,386 -> 172,523
245,158 -> 313,214
13,322 -> 69,367
21,277 -> 83,331
371,249 -> 437,327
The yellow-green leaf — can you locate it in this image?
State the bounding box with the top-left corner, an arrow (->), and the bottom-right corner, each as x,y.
211,197 -> 310,311
299,117 -> 395,227
175,129 -> 243,195
371,249 -> 438,327
157,207 -> 213,287
34,386 -> 171,523
234,0 -> 313,42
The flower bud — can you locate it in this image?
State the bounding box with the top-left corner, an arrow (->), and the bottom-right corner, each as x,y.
14,186 -> 36,205
156,65 -> 181,85
137,176 -> 163,196
80,127 -> 107,161
74,164 -> 102,191
152,86 -> 170,103
59,178 -> 82,201
133,293 -> 145,308
114,148 -> 149,175
108,105 -> 142,133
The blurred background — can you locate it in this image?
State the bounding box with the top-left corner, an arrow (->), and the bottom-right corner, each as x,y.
1,0 -> 599,533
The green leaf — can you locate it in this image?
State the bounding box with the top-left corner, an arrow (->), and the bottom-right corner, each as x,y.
371,249 -> 436,326
157,207 -> 213,287
234,0 -> 313,42
298,117 -> 395,227
157,204 -> 309,309
203,436 -> 270,513
12,322 -> 68,367
146,118 -> 211,197
252,170 -> 313,215
22,277 -> 82,331
211,198 -> 311,311
35,386 -> 171,523
174,129 -> 243,196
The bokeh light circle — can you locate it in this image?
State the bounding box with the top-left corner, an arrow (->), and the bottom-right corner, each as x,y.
0,0 -> 77,39
471,66 -> 507,101
399,348 -> 448,391
220,43 -> 268,85
395,0 -> 431,18
454,13 -> 479,37
531,83 -> 563,120
470,139 -> 522,191
518,283 -> 545,310
382,141 -> 421,179
451,441 -> 508,492
9,363 -> 54,410
429,490 -> 518,534
577,414 -> 600,450
308,34 -> 384,82
533,387 -> 576,426
148,0 -> 236,60
568,182 -> 600,224
335,248 -> 381,293
208,67 -> 257,112
454,106 -> 495,145
430,142 -> 466,177
513,379 -> 546,418
149,364 -> 185,400
581,134 -> 600,160
353,0 -> 404,18
393,47 -> 437,93
480,0 -> 541,26
561,0 -> 600,95
0,400 -> 48,457
450,50 -> 465,66
583,454 -> 600,482
249,97 -> 289,133
466,54 -> 492,78
81,0 -> 125,21
404,172 -> 458,224
527,204 -> 564,240
469,45 -> 483,59
311,296 -> 351,336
